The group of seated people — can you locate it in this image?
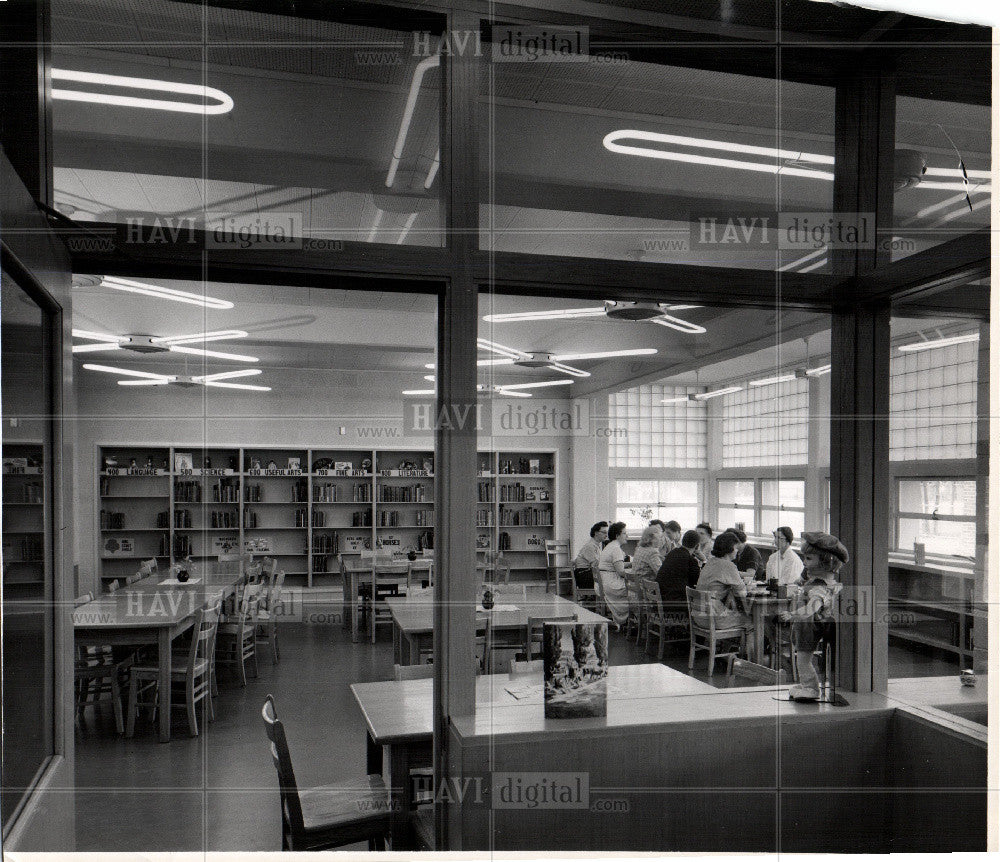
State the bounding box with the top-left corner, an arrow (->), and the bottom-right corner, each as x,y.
572,519 -> 805,629
571,519 -> 849,700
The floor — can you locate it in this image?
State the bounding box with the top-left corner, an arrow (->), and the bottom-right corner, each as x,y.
73,608 -> 960,851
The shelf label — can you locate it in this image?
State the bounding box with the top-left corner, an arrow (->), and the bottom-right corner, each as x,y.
201,468 -> 231,476
379,469 -> 430,478
247,468 -> 303,477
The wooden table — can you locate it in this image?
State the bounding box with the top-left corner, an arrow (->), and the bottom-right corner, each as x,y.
73,571 -> 242,742
747,590 -> 792,666
341,558 -> 413,643
351,663 -> 716,848
386,589 -> 608,665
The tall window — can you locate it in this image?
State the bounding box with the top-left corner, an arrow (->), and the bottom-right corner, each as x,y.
608,385 -> 707,469
722,378 -> 809,467
717,478 -> 805,537
718,480 -> 756,533
896,479 -> 976,557
615,480 -> 701,535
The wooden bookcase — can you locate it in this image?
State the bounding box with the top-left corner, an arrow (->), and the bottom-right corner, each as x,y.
96,445 -> 558,588
3,442 -> 46,593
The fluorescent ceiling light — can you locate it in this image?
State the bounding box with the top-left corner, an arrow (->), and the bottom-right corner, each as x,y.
935,195 -> 991,226
898,332 -> 979,352
797,258 -> 828,274
497,380 -> 574,390
779,247 -> 827,272
650,314 -> 707,334
749,373 -> 797,387
202,381 -> 271,391
168,345 -> 259,363
83,363 -> 173,381
917,180 -> 990,192
118,379 -> 171,386
51,69 -> 233,115
424,150 -> 440,189
694,386 -> 742,400
424,375 -> 435,382
72,342 -> 121,353
482,307 -> 606,323
386,56 -> 439,188
923,167 -> 991,179
403,389 -> 436,395
494,389 -> 531,398
73,328 -> 125,342
660,396 -> 692,404
667,305 -> 702,311
96,276 -> 234,309
192,369 -> 262,383
805,364 -> 831,377
396,212 -> 419,245
603,129 -> 835,181
477,338 -> 525,359
152,330 -> 248,346
553,348 -> 657,361
367,209 -> 385,243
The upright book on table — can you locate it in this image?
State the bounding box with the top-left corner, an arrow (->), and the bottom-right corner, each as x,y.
542,622 -> 608,718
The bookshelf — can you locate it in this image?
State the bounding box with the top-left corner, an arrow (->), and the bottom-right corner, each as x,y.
3,442 -> 46,592
95,445 -> 557,588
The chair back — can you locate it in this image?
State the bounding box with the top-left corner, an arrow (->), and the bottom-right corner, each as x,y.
139,558 -> 157,575
474,616 -> 491,673
74,592 -> 94,608
544,539 -> 571,569
106,579 -> 120,594
394,663 -> 434,681
685,586 -> 716,629
185,603 -> 221,679
591,564 -> 606,608
523,613 -> 577,660
261,695 -> 305,834
265,571 -> 285,613
728,657 -> 788,686
244,560 -> 264,585
125,573 -> 141,585
640,578 -> 664,623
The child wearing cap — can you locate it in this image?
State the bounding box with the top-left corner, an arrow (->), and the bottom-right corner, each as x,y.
777,531 -> 848,701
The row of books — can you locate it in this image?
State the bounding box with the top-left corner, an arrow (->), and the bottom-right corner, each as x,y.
498,506 -> 552,526
99,510 -> 126,530
377,484 -> 429,502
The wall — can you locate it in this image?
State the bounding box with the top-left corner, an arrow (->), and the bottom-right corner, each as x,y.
73,369 -> 573,594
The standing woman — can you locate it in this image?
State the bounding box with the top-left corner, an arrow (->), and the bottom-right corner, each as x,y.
597,521 -> 630,627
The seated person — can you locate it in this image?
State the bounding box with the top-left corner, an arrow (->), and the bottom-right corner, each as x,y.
777,531 -> 848,701
572,521 -> 608,589
631,525 -> 664,579
766,526 -> 804,585
694,531 -> 753,632
663,520 -> 683,554
597,521 -> 630,626
724,527 -> 765,580
692,522 -> 714,567
656,529 -> 701,619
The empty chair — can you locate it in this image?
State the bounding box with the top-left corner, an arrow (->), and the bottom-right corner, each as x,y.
407,557 -> 434,589
74,590 -> 130,735
216,583 -> 262,686
544,539 -> 574,596
685,586 -> 748,677
726,656 -> 789,687
126,603 -> 220,738
138,558 -> 157,576
106,579 -> 120,594
125,572 -> 142,585
256,570 -> 285,664
624,570 -> 644,642
520,613 -> 577,663
477,550 -> 510,585
261,695 -> 390,850
394,663 -> 433,681
571,564 -> 599,612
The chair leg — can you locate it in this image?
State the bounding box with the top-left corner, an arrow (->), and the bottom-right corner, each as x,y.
206,687 -> 215,722
237,645 -> 247,687
688,636 -> 696,669
273,622 -> 280,663
708,633 -> 716,676
125,675 -> 138,738
657,624 -> 665,661
110,673 -> 125,734
186,686 -> 198,737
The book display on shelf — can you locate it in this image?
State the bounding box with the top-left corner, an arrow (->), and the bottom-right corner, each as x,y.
4,444 -> 49,588
95,446 -> 557,588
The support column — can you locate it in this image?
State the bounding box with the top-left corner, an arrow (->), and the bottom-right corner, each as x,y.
971,321 -> 989,673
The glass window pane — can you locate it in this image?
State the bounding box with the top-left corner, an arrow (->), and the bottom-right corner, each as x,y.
898,480 -> 976,517
760,509 -> 805,537
719,480 -> 755,506
718,507 -> 753,534
52,3 -> 444,247
2,274 -> 54,825
658,480 -> 698,506
616,480 -> 656,503
761,479 -> 805,508
898,517 -> 975,557
615,507 -> 648,534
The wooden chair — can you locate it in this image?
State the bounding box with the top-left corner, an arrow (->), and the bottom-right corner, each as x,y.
406,557 -> 434,589
106,579 -> 120,594
125,572 -> 142,585
216,583 -> 262,686
126,603 -> 220,738
74,591 -> 130,735
369,557 -> 407,644
685,587 -> 748,677
640,578 -> 685,660
624,570 -> 644,642
261,695 -> 390,851
256,571 -> 285,664
591,564 -> 609,617
474,616 -> 491,674
571,564 -> 599,612
477,550 -> 510,584
394,663 -> 433,681
138,558 -> 157,576
726,656 -> 789,687
520,613 -> 577,662
544,539 -> 573,596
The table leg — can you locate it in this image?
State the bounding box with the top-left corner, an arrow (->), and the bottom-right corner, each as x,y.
752,604 -> 766,665
392,621 -> 402,664
158,627 -> 172,743
388,743 -> 413,850
366,729 -> 384,775
350,574 -> 360,643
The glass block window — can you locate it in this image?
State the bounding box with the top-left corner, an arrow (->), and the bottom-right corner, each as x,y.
615,480 -> 701,535
721,378 -> 809,467
889,336 -> 978,461
608,384 -> 707,468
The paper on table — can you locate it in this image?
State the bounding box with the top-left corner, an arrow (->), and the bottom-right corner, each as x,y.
158,577 -> 203,586
504,683 -> 543,700
476,604 -> 520,613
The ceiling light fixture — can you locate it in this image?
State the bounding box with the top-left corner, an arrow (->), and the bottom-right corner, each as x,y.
693,385 -> 742,400
152,330 -> 249,346
88,276 -> 234,309
424,151 -> 440,189
117,379 -> 171,386
386,56 -> 439,188
748,373 -> 797,387
898,332 -> 979,352
73,328 -> 125,342
403,388 -> 436,396
83,363 -> 173,381
167,345 -> 259,363
72,342 -> 122,353
649,314 -> 707,334
551,348 -> 657,361
51,68 -> 234,115
660,395 -> 692,404
923,166 -> 991,180
201,380 -> 271,391
805,364 -> 831,377
396,212 -> 419,245
191,370 -> 263,383
495,380 -> 574,390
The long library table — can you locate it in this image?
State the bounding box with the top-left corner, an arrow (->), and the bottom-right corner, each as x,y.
385,588 -> 608,665
350,663 -> 716,848
340,558 -> 411,643
73,570 -> 243,741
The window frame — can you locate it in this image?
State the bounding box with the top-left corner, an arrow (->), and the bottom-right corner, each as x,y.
716,476 -> 807,541
893,474 -> 977,559
613,476 -> 704,538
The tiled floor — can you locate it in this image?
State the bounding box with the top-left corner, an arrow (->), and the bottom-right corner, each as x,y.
73,612 -> 958,851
